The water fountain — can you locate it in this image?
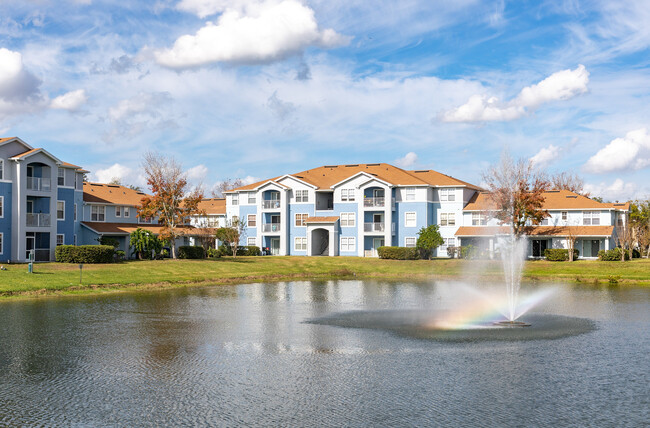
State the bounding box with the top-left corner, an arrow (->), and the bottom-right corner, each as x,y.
494,234 -> 530,327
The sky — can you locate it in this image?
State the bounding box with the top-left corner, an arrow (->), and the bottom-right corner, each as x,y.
0,0 -> 649,201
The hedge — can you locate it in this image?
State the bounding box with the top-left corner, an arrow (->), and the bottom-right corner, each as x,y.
217,245 -> 262,257
598,248 -> 631,261
55,245 -> 116,263
377,246 -> 419,260
178,246 -> 206,259
544,248 -> 580,261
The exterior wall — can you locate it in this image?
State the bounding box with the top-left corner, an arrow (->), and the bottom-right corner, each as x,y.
288,202 -> 314,255
0,182 -> 11,261
57,187 -> 76,245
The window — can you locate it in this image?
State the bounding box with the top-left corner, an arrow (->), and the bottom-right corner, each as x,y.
440,188 -> 456,202
247,214 -> 257,227
248,193 -> 256,204
341,188 -> 355,202
0,159 -> 3,180
405,187 -> 415,201
0,196 -> 3,218
139,216 -> 152,224
74,203 -> 77,221
0,233 -> 3,254
57,201 -> 65,220
405,212 -> 416,227
472,213 -> 487,226
340,212 -> 355,227
295,190 -> 308,202
124,207 -> 130,218
405,237 -> 416,247
116,206 -> 122,217
56,234 -> 64,246
247,237 -> 256,246
295,213 -> 309,227
440,213 -> 455,226
232,194 -> 239,206
583,211 -> 600,225
340,237 -> 356,252
562,211 -> 568,221
294,237 -> 307,251
541,217 -> 549,226
91,205 -> 105,221
58,168 -> 65,186
442,238 -> 455,248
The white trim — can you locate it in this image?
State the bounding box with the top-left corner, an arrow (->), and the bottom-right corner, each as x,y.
405,211 -> 416,227
115,206 -> 122,217
10,147 -> 62,164
57,200 -> 65,221
340,236 -> 356,252
56,233 -> 65,246
405,237 -> 416,247
294,236 -> 307,251
294,189 -> 309,203
91,204 -> 106,222
0,232 -> 3,254
247,214 -> 257,227
124,206 -> 130,218
0,136 -> 33,150
277,174 -> 318,189
57,167 -> 65,186
247,237 -> 257,246
295,213 -> 309,227
330,171 -> 392,189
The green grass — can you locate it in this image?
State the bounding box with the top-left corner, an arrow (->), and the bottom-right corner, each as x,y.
0,256 -> 648,299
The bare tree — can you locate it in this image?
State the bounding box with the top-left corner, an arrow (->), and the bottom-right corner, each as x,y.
551,172 -> 588,196
215,217 -> 246,257
615,223 -> 633,261
139,152 -> 204,259
481,152 -> 550,237
212,178 -> 244,198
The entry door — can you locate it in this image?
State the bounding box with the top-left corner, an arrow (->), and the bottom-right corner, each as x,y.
591,240 -> 600,257
373,213 -> 383,231
532,240 -> 547,257
373,189 -> 384,198
270,215 -> 280,232
271,238 -> 280,255
372,238 -> 385,257
26,236 -> 35,259
27,200 -> 34,214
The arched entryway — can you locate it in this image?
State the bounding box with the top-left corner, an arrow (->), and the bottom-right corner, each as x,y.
311,228 -> 329,256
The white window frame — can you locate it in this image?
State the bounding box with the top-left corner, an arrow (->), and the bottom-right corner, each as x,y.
583,211 -> 600,226
405,187 -> 415,201
91,205 -> 105,222
561,211 -> 568,221
247,214 -> 257,227
405,212 -> 416,227
441,237 -> 455,248
294,237 -> 307,251
0,159 -> 3,180
295,190 -> 309,203
232,194 -> 239,206
340,236 -> 356,252
116,206 -> 122,217
124,206 -> 130,218
0,196 -> 3,218
58,167 -> 65,186
56,234 -> 64,246
0,232 -> 3,254
341,188 -> 356,202
73,203 -> 77,221
440,188 -> 456,202
57,200 -> 65,220
295,213 -> 308,227
440,212 -> 455,227
247,237 -> 256,246
405,237 -> 416,247
248,193 -> 256,204
471,213 -> 487,226
340,212 -> 355,227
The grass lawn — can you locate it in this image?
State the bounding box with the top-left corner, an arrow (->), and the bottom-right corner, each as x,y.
0,256 -> 648,299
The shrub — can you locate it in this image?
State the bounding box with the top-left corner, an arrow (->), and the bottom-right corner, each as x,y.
459,245 -> 479,259
544,248 -> 580,261
598,248 -> 630,261
207,247 -> 220,258
55,245 -> 115,263
377,246 -> 419,260
98,236 -> 120,249
177,246 -> 206,259
632,249 -> 641,258
115,250 -> 126,262
217,245 -> 261,257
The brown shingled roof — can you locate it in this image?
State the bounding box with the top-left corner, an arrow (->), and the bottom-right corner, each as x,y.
83,182 -> 150,206
463,189 -> 627,211
197,198 -> 226,215
304,216 -> 339,223
407,169 -> 482,190
81,222 -> 197,235
455,225 -> 615,237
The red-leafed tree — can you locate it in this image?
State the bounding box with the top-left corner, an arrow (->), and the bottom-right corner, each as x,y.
139,152 -> 204,259
482,152 -> 550,237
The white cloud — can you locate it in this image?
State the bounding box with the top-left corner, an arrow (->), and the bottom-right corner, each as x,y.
395,152 -> 418,168
584,178 -> 638,202
530,144 -> 560,168
441,65 -> 589,122
176,0 -> 250,18
91,163 -> 145,187
155,0 -> 349,68
584,128 -> 650,173
0,48 -> 43,119
186,164 -> 209,182
104,92 -> 176,142
50,89 -> 87,111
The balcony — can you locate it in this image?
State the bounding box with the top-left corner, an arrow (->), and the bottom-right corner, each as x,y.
262,200 -> 281,210
262,223 -> 281,233
364,197 -> 385,208
26,177 -> 51,192
364,222 -> 385,232
26,213 -> 51,227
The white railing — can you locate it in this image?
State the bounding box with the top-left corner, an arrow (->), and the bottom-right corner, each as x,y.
364,222 -> 385,232
364,197 -> 385,207
26,213 -> 51,227
262,223 -> 281,232
262,200 -> 281,209
26,177 -> 51,192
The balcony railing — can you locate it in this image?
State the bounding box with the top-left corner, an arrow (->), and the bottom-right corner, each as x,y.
262,200 -> 281,210
364,197 -> 385,208
262,223 -> 281,232
26,213 -> 51,227
26,177 -> 51,192
364,222 -> 385,232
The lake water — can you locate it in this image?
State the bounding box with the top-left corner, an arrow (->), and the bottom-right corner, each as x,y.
0,280 -> 648,427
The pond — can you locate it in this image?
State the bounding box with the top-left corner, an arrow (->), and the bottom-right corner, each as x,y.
0,280 -> 647,426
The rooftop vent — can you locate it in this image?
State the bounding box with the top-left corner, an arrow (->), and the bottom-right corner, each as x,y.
90,183 -> 102,186
366,163 -> 380,166
547,190 -> 560,193
107,185 -> 120,188
345,164 -> 359,167
324,165 -> 338,168
414,170 -> 429,173
566,195 -> 578,198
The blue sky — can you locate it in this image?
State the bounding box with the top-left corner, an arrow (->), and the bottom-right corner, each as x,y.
1,0 -> 649,201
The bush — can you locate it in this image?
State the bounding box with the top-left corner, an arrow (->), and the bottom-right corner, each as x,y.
207,247 -> 220,258
459,245 -> 479,259
598,248 -> 630,261
98,236 -> 120,249
377,246 -> 419,260
544,248 -> 580,261
55,245 -> 115,263
632,248 -> 641,258
177,246 -> 206,259
217,245 -> 261,257
115,250 -> 126,262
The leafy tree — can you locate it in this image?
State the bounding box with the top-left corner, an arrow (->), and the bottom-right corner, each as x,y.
129,228 -> 162,260
481,152 -> 550,237
630,199 -> 650,257
416,225 -> 444,260
139,152 -> 204,259
215,217 -> 246,257
98,236 -> 120,249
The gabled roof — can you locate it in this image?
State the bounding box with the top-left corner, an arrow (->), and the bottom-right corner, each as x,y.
455,225 -> 615,237
230,163 -> 480,192
197,198 -> 226,215
463,189 -> 627,211
0,136 -> 33,150
10,147 -> 63,164
81,222 -> 197,236
83,182 -> 150,206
